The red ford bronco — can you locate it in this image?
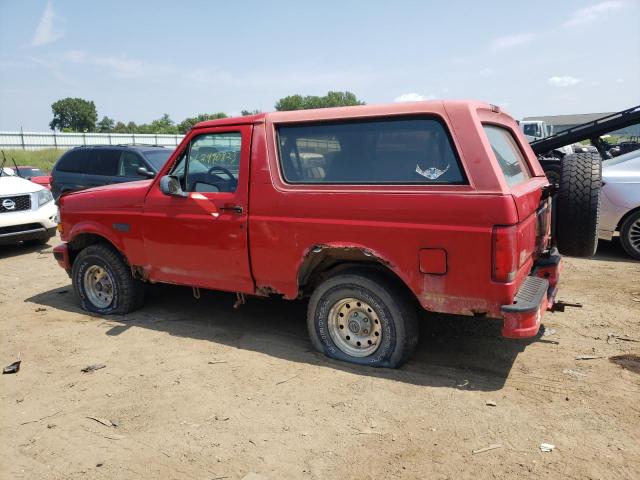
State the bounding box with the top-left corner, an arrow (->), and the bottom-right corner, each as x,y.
53,101 -> 601,368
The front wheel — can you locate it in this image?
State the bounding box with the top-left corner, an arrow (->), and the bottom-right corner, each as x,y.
72,243 -> 144,314
307,270 -> 418,368
620,211 -> 640,260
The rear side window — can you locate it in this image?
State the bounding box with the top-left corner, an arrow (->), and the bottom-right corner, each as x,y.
87,149 -> 120,176
277,118 -> 465,184
56,150 -> 88,173
483,125 -> 531,186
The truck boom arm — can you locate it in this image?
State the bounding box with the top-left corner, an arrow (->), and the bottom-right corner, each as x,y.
530,105 -> 640,158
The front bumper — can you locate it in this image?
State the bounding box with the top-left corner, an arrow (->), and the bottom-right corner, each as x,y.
0,200 -> 58,228
0,226 -> 56,245
53,242 -> 71,271
501,248 -> 562,338
0,200 -> 58,245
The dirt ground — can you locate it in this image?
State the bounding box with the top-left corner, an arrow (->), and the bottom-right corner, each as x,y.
1,236 -> 639,480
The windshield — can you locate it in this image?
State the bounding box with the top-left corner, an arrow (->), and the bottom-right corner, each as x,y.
522,123 -> 541,137
603,148 -> 640,167
142,149 -> 173,171
17,167 -> 45,177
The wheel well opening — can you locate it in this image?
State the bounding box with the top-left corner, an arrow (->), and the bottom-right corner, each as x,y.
616,206 -> 640,232
68,234 -> 118,265
298,247 -> 414,300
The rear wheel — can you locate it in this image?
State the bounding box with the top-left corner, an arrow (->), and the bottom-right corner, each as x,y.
555,153 -> 602,257
72,243 -> 144,314
620,211 -> 640,260
307,269 -> 418,368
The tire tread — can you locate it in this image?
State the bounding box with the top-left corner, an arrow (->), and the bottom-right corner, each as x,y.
556,152 -> 601,257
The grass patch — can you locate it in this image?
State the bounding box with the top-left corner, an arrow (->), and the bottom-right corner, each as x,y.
0,149 -> 65,173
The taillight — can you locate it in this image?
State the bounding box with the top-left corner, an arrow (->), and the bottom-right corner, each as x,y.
492,225 -> 518,282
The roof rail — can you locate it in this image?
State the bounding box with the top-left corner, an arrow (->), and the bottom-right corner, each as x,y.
115,143 -> 168,148
69,143 -> 168,148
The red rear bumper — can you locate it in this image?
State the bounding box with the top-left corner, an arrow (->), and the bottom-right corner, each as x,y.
501,249 -> 562,339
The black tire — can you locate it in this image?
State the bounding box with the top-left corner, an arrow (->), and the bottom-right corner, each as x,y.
620,210 -> 640,260
72,243 -> 144,314
555,153 -> 602,257
307,269 -> 418,368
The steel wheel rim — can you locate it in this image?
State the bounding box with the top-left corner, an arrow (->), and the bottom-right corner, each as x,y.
83,265 -> 114,309
327,297 -> 382,357
629,218 -> 640,253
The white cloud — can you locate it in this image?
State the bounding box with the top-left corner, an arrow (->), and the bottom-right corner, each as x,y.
394,93 -> 436,102
490,33 -> 535,50
548,76 -> 582,87
61,50 -> 173,78
28,55 -> 79,87
32,1 -> 64,46
563,1 -> 624,27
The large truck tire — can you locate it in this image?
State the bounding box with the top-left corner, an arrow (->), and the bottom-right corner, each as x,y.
555,153 -> 602,257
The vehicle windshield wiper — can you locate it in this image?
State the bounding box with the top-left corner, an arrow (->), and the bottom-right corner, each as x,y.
0,150 -> 7,176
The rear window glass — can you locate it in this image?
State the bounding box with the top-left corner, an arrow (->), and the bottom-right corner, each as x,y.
87,150 -> 120,176
483,125 -> 531,186
56,149 -> 88,173
277,118 -> 465,184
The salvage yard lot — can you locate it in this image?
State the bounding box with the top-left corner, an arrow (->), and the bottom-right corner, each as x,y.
1,237 -> 639,479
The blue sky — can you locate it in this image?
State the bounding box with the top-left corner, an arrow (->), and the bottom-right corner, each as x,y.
0,0 -> 638,130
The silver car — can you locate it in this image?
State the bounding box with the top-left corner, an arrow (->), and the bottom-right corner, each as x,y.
599,150 -> 640,259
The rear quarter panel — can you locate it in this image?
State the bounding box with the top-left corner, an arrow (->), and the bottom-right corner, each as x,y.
248,102 -> 527,317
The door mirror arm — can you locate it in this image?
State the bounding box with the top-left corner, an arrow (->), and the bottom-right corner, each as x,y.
159,175 -> 188,197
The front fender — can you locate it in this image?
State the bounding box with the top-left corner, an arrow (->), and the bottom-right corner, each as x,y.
67,220 -> 126,253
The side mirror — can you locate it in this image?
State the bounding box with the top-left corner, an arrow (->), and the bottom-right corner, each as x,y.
159,175 -> 187,197
137,166 -> 155,178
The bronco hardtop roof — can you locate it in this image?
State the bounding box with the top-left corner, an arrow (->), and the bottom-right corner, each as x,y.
192,100 -> 499,130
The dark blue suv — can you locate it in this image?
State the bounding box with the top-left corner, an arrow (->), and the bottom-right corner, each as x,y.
51,145 -> 173,199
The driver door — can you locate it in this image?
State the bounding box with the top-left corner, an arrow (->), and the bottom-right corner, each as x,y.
142,125 -> 254,293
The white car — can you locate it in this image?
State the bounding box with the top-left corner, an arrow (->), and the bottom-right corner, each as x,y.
0,173 -> 58,246
599,149 -> 640,260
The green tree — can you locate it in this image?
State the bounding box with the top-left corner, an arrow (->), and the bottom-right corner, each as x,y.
177,112 -> 228,133
112,121 -> 128,133
97,116 -> 115,133
274,91 -> 365,111
136,114 -> 178,134
49,97 -> 98,132
241,109 -> 262,116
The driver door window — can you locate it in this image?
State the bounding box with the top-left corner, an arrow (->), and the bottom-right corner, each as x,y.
172,132 -> 242,193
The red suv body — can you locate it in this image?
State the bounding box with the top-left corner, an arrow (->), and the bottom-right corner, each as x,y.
54,101 -> 561,367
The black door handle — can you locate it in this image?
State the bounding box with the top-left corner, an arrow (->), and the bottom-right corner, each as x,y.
219,205 -> 243,214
